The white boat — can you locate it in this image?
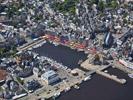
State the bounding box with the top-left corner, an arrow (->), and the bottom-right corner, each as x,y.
84,75 -> 91,81
33,44 -> 40,48
53,92 -> 60,98
28,48 -> 32,50
49,41 -> 52,43
128,74 -> 133,78
16,51 -> 22,54
65,87 -> 71,92
77,49 -> 84,51
38,42 -> 44,47
84,51 -> 89,54
78,60 -> 83,65
33,38 -> 38,41
53,42 -> 59,46
12,93 -> 27,100
28,90 -> 34,93
104,70 -> 108,73
74,85 -> 80,90
43,40 -> 46,44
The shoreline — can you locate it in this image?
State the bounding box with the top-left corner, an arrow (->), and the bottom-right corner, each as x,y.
17,36 -> 131,100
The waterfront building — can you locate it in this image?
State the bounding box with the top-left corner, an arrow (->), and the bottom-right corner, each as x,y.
41,70 -> 60,85
25,80 -> 41,92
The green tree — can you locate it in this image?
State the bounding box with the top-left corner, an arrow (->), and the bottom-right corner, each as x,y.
0,48 -> 5,57
16,77 -> 24,85
98,0 -> 105,11
54,0 -> 79,15
90,0 -> 98,4
111,0 -> 118,9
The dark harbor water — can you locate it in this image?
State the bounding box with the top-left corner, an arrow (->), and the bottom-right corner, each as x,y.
33,42 -> 87,69
33,42 -> 133,100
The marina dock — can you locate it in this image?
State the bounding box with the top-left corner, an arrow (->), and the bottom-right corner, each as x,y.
80,57 -> 126,84
96,71 -> 126,84
17,38 -> 46,51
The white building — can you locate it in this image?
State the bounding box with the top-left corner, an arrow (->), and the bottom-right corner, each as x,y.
41,70 -> 60,85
